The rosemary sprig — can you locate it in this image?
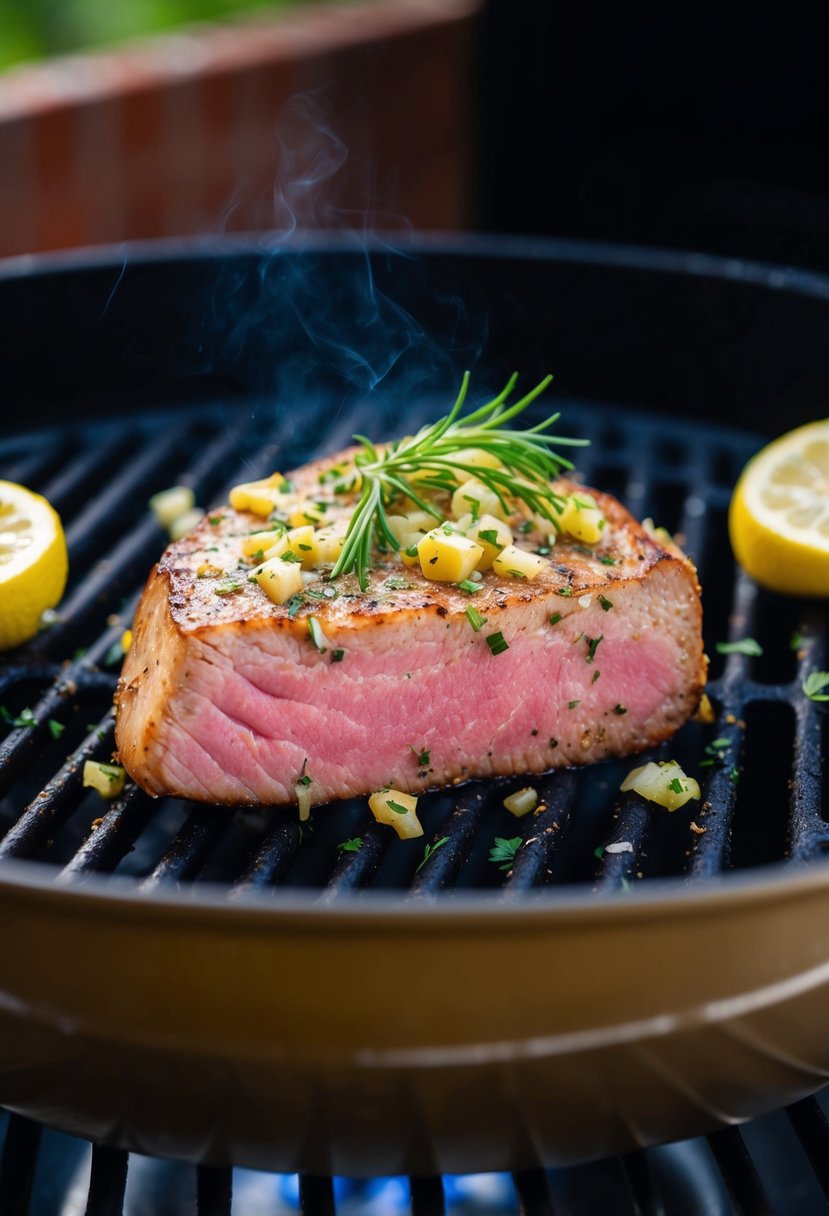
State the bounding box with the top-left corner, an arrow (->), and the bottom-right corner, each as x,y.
330,373 -> 586,589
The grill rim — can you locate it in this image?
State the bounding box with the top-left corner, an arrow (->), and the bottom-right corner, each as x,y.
1,230 -> 828,917
3,848 -> 829,918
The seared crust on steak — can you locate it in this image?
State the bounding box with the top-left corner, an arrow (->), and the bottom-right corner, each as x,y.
115,450 -> 705,806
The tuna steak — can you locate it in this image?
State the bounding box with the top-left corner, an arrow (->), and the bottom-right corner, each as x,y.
115,456 -> 705,807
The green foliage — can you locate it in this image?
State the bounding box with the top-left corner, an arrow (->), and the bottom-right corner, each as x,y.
0,0 -> 317,70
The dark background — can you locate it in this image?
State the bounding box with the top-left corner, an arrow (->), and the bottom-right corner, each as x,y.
479,3 -> 829,270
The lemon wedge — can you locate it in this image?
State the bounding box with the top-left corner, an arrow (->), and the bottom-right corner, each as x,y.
0,481 -> 68,649
728,419 -> 829,597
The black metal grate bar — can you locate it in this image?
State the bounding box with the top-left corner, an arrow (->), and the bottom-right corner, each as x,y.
502,770 -> 578,896
0,1114 -> 41,1216
513,1168 -> 557,1216
196,1164 -> 233,1216
58,785 -> 158,880
620,1151 -> 665,1216
141,806 -> 237,889
786,1096 -> 829,1201
299,1174 -> 336,1216
707,1128 -> 775,1216
84,1144 -> 128,1216
409,1175 -> 447,1216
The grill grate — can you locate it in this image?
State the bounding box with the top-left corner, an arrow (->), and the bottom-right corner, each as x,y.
0,395 -> 827,896
5,1099 -> 829,1214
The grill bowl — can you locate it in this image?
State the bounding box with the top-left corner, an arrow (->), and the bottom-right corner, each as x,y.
0,234 -> 828,1175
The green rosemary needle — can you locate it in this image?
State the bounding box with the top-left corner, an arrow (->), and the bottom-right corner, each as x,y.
330,372 -> 587,589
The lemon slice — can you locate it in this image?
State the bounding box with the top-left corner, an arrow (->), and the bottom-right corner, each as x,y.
0,481 -> 68,649
728,419 -> 829,597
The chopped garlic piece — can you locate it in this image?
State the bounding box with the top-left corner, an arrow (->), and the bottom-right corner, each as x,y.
456,512 -> 512,571
307,524 -> 346,566
252,555 -> 304,605
168,508 -> 204,540
451,478 -> 509,523
229,473 -> 286,516
450,447 -> 503,483
417,529 -> 483,582
492,544 -> 547,581
83,760 -> 126,799
149,485 -> 195,529
503,787 -> 538,817
288,501 -> 328,528
620,760 -> 700,811
241,529 -> 286,560
561,492 -> 605,544
368,788 -> 423,839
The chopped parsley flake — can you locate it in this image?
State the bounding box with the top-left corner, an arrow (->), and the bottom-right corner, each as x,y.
337,837 -> 363,853
568,699 -> 580,709
598,594 -> 613,611
331,649 -> 345,663
386,798 -> 410,815
208,515 -> 222,525
297,774 -> 312,787
585,634 -> 603,662
715,637 -> 763,657
478,529 -> 500,546
598,555 -> 617,566
802,671 -> 829,702
613,704 -> 627,715
0,706 -> 36,728
48,719 -> 65,739
549,612 -> 562,626
668,777 -> 685,794
417,836 -> 450,872
489,836 -> 522,872
557,586 -> 573,596
411,745 -> 431,767
457,578 -> 482,593
486,631 -> 509,656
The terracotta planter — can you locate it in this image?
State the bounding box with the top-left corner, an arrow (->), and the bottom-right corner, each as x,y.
0,0 -> 479,259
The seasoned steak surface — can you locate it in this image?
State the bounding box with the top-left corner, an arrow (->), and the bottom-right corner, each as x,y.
115,451 -> 705,807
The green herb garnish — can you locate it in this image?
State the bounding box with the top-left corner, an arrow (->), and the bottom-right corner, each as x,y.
598,594 -> 613,612
486,631 -> 509,656
331,648 -> 345,663
307,616 -> 328,653
48,719 -> 65,739
465,605 -> 488,632
613,704 -> 627,715
337,837 -> 363,853
329,373 -> 585,590
417,836 -> 450,872
802,671 -> 829,702
386,798 -> 411,815
0,706 -> 36,728
489,836 -> 522,872
668,777 -> 685,794
549,612 -> 562,626
457,578 -> 482,593
557,586 -> 574,597
715,637 -> 763,657
585,634 -> 603,662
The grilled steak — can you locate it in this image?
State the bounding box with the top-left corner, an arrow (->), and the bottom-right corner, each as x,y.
115,453 -> 705,808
